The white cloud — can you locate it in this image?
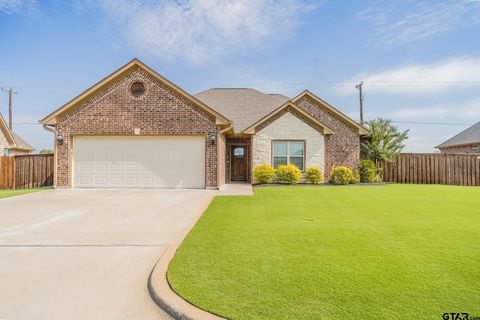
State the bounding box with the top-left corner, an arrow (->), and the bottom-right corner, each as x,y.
388,98 -> 480,120
333,57 -> 480,95
223,67 -> 302,96
96,0 -> 316,63
0,0 -> 38,15
357,0 -> 480,47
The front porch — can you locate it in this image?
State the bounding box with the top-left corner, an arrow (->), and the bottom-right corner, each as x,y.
217,182 -> 254,196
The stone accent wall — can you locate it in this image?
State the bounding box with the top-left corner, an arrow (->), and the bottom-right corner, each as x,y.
0,129 -> 8,155
295,96 -> 361,178
252,112 -> 325,181
226,137 -> 252,182
440,144 -> 480,154
56,67 -> 218,188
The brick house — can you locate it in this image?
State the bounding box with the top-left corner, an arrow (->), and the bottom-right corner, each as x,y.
40,59 -> 368,189
436,121 -> 480,154
0,112 -> 35,156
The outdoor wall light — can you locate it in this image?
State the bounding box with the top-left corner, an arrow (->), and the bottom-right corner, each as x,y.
57,131 -> 64,146
209,132 -> 216,145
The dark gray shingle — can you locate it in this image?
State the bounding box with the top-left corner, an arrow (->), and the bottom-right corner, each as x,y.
437,121 -> 480,148
195,88 -> 289,133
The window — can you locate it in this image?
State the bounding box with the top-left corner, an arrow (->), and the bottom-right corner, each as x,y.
272,141 -> 304,170
3,148 -> 9,156
233,147 -> 245,156
473,144 -> 480,150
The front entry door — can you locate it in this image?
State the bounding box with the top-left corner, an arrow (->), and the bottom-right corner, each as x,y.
231,146 -> 247,181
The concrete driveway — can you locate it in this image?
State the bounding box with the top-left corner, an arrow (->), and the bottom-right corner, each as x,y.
0,188 -> 216,320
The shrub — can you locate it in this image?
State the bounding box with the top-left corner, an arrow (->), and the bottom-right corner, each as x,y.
305,167 -> 324,184
275,164 -> 302,184
253,163 -> 276,184
358,160 -> 379,183
351,169 -> 360,184
329,166 -> 354,185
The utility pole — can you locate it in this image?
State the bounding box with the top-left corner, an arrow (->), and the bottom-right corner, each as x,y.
1,87 -> 17,130
355,81 -> 364,125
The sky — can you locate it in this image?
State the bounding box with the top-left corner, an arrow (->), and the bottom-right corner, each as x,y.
0,0 -> 479,152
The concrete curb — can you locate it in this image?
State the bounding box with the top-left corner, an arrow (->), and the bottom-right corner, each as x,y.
148,193 -> 226,320
148,245 -> 226,320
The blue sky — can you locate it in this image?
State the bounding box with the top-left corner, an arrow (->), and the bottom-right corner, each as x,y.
1,0 -> 480,152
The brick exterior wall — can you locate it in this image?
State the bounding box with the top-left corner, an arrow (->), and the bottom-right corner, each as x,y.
217,133 -> 226,187
295,96 -> 361,178
55,67 -> 218,188
226,137 -> 252,182
439,144 -> 480,154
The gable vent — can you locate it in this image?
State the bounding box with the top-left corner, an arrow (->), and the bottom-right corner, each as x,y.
130,82 -> 146,97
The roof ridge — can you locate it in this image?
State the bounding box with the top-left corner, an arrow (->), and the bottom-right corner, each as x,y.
436,120 -> 480,148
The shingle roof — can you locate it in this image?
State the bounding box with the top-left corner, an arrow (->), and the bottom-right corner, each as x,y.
0,112 -> 35,151
194,88 -> 289,133
436,121 -> 480,148
11,131 -> 35,151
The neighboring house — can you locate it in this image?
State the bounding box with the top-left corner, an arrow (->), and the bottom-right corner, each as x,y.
40,59 -> 368,189
0,112 -> 35,156
436,121 -> 480,154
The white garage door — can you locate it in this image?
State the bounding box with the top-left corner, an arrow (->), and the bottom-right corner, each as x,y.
73,136 -> 205,188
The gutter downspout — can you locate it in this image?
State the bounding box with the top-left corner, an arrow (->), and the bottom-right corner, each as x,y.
42,124 -> 57,187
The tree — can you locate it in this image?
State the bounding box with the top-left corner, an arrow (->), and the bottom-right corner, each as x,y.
361,118 -> 409,163
39,149 -> 54,154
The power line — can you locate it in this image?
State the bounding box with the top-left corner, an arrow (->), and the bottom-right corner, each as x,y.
391,121 -> 473,126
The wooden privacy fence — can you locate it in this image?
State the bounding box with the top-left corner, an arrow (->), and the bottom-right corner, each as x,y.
0,154 -> 54,189
381,153 -> 480,186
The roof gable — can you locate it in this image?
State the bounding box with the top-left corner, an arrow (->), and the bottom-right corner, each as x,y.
40,59 -> 230,126
0,113 -> 35,151
436,121 -> 480,148
0,113 -> 15,145
292,90 -> 369,136
243,102 -> 334,135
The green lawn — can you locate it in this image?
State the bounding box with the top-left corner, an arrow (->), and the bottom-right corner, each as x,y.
0,188 -> 49,199
168,185 -> 480,320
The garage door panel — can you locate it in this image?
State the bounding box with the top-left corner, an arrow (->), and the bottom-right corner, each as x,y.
73,136 -> 205,188
109,177 -> 123,187
110,164 -> 123,173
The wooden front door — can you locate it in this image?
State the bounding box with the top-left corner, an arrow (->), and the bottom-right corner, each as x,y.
231,146 -> 247,181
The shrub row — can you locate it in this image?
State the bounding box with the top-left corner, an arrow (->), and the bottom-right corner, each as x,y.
329,160 -> 381,185
253,160 -> 381,185
253,164 -> 324,185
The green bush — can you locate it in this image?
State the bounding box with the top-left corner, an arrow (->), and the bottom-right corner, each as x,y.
329,166 -> 354,185
351,169 -> 360,184
358,160 -> 379,183
305,167 -> 324,184
275,164 -> 302,184
253,163 -> 276,184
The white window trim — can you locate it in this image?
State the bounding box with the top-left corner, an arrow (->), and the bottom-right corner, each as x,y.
272,140 -> 305,170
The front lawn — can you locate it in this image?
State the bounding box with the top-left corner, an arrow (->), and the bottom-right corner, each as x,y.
0,188 -> 49,199
168,185 -> 480,320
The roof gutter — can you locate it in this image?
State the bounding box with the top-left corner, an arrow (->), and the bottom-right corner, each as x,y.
436,140 -> 480,149
42,124 -> 55,133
